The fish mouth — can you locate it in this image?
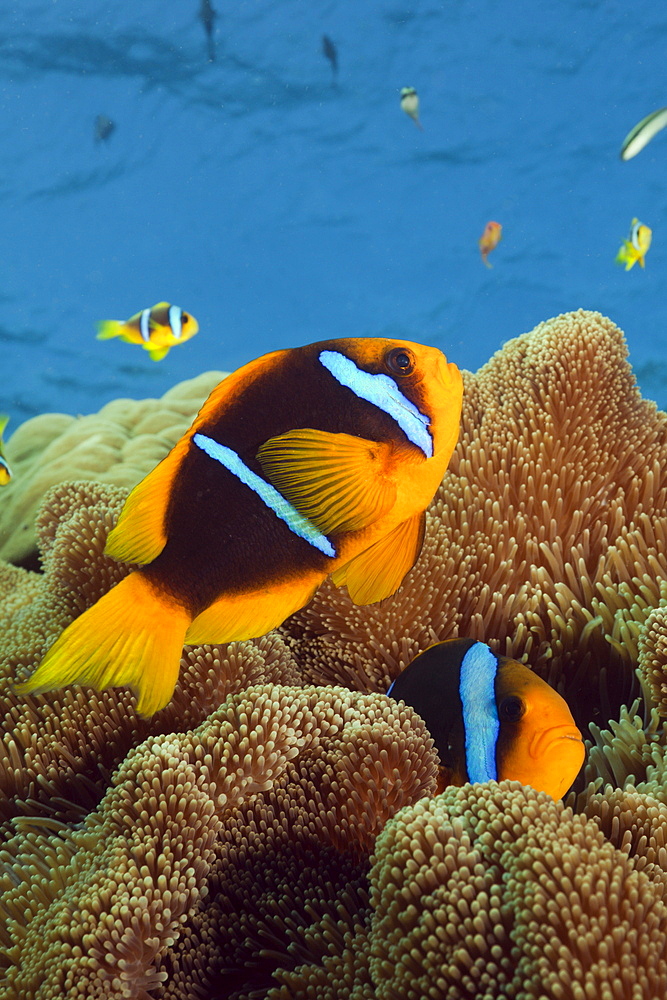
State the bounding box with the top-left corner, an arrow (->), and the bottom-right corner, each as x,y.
530,725 -> 585,759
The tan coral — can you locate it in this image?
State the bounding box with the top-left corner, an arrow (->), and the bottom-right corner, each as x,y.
365,782 -> 667,999
3,311 -> 667,996
0,685 -> 438,1000
0,370 -> 225,565
0,481 -> 301,836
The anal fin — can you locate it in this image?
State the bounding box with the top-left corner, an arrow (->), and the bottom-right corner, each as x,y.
185,573 -> 323,645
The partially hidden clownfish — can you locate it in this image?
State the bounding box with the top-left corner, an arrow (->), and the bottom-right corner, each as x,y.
0,415 -> 11,485
96,302 -> 199,361
387,638 -> 585,800
17,338 -> 463,717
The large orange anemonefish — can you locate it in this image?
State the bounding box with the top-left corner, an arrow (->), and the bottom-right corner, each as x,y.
388,638 -> 585,800
18,337 -> 463,717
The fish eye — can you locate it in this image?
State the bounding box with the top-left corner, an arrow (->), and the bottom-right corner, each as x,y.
385,348 -> 415,376
499,695 -> 525,722
182,314 -> 188,322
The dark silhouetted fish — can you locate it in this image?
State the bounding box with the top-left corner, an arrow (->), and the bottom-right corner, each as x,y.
94,115 -> 115,143
199,0 -> 218,62
322,34 -> 338,80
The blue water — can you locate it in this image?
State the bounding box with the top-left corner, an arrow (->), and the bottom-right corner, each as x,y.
2,0 -> 667,423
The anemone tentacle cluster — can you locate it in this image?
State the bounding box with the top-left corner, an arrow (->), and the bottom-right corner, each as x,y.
3,310 -> 667,997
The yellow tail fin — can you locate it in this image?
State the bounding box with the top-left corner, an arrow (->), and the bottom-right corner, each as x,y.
16,572 -> 192,716
96,320 -> 122,340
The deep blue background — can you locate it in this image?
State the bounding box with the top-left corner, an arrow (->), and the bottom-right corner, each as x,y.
2,0 -> 667,423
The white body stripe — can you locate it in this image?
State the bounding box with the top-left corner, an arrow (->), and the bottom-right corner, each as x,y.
318,350 -> 433,458
139,308 -> 151,342
168,304 -> 183,338
192,433 -> 336,557
459,641 -> 499,782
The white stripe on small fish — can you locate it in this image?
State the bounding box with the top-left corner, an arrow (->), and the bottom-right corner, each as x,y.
459,641 -> 499,782
168,304 -> 183,339
192,432 -> 336,557
318,350 -> 433,458
139,308 -> 151,342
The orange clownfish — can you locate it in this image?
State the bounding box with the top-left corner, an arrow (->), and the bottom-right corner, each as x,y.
17,338 -> 463,717
478,221 -> 502,268
96,302 -> 199,361
388,638 -> 585,800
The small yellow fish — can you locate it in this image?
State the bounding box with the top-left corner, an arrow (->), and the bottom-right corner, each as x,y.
96,302 -> 199,361
0,415 -> 11,485
615,217 -> 652,270
400,86 -> 423,130
478,221 -> 503,268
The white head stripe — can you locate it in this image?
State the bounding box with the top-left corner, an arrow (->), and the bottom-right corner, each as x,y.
192,433 -> 336,557
168,305 -> 183,338
318,350 -> 433,458
139,308 -> 151,341
459,641 -> 499,782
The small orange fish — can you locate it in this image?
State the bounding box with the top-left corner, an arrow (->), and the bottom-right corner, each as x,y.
479,221 -> 502,268
388,638 -> 585,800
18,338 -> 463,717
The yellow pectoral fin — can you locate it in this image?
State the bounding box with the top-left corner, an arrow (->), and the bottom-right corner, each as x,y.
185,574 -> 323,645
256,428 -> 397,536
331,511 -> 426,605
105,433 -> 192,564
147,345 -> 170,361
15,571 -> 191,717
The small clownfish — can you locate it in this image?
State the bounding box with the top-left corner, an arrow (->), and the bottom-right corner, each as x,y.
387,638 -> 585,800
400,87 -> 423,130
17,337 -> 463,717
0,415 -> 11,485
615,218 -> 652,271
96,302 -> 199,361
479,221 -> 502,268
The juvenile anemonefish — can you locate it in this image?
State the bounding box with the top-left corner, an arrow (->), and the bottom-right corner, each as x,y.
615,217 -> 652,270
400,87 -> 423,130
387,638 -> 585,800
17,338 -> 463,717
479,221 -> 502,268
0,415 -> 11,485
96,302 -> 199,361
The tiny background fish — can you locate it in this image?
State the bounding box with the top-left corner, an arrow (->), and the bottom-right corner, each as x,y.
96,302 -> 199,361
